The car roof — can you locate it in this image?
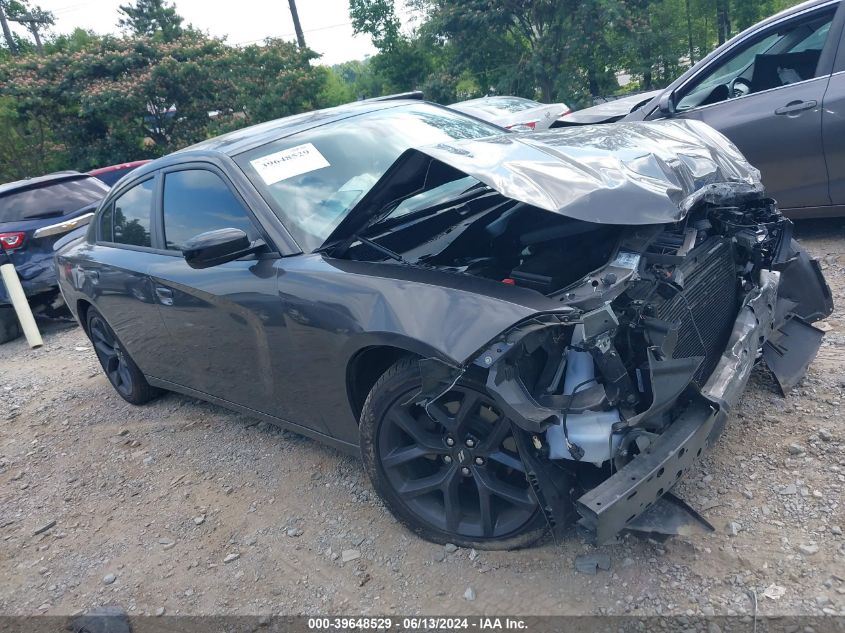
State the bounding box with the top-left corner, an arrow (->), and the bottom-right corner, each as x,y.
122,99 -> 450,183
0,171 -> 91,197
181,99 -> 415,157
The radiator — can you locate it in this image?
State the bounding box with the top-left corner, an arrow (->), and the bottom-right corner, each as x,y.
656,238 -> 740,386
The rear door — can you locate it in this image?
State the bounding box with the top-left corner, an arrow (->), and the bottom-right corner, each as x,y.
145,164 -> 321,428
84,176 -> 167,373
655,2 -> 843,211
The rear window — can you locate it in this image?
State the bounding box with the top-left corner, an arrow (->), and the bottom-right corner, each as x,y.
0,177 -> 108,223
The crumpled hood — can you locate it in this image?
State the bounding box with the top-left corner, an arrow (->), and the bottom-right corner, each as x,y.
324,119 -> 763,248
414,119 -> 762,225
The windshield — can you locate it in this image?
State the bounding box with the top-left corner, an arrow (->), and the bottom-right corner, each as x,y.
236,103 -> 502,251
0,177 -> 108,224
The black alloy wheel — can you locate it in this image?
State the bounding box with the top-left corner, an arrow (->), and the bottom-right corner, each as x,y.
86,308 -> 159,405
360,358 -> 547,549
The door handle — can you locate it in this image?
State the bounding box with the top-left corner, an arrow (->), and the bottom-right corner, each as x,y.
774,100 -> 817,115
154,286 -> 174,306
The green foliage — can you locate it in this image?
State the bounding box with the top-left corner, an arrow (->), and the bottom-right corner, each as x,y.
117,0 -> 183,41
0,0 -> 813,184
0,32 -> 331,177
0,96 -> 64,182
344,0 -> 806,107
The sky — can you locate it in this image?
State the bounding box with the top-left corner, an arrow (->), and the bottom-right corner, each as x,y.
8,0 -> 382,65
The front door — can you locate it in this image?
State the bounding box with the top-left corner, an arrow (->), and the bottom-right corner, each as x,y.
145,166 -> 318,429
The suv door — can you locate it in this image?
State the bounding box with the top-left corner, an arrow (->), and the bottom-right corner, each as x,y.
145,165 -> 326,431
651,2 -> 843,212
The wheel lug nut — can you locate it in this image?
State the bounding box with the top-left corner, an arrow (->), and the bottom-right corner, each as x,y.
443,455 -> 452,464
465,439 -> 475,448
461,466 -> 471,476
475,457 -> 484,465
446,437 -> 455,446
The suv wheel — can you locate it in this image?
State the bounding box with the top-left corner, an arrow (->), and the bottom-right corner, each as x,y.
0,306 -> 22,344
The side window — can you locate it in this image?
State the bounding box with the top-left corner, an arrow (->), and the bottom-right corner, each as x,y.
113,179 -> 154,247
676,8 -> 836,111
162,169 -> 257,251
100,204 -> 113,242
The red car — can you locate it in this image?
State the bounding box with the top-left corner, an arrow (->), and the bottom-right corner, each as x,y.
88,160 -> 152,187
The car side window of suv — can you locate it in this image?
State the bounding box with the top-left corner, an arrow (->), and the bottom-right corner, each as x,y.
109,179 -> 154,248
162,169 -> 258,251
676,7 -> 837,111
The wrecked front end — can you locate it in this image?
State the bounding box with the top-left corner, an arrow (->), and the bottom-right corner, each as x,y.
336,119 -> 833,544
457,193 -> 832,544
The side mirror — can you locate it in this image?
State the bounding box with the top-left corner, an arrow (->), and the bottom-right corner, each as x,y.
657,91 -> 676,117
182,228 -> 264,269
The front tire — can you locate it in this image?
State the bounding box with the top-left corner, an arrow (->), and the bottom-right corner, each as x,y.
86,308 -> 159,405
360,357 -> 547,550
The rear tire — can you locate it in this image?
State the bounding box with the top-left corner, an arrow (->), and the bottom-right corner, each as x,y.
0,306 -> 22,344
86,308 -> 160,405
360,357 -> 548,550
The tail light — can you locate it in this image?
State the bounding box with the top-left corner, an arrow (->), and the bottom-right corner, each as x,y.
0,232 -> 25,250
560,109 -> 572,116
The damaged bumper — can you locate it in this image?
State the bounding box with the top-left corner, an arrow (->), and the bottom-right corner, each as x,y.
577,271 -> 778,543
465,243 -> 830,544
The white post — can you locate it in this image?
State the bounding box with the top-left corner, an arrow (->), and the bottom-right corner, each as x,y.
0,260 -> 43,348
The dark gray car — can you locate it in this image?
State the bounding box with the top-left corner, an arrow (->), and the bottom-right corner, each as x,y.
55,100 -> 832,549
620,0 -> 845,219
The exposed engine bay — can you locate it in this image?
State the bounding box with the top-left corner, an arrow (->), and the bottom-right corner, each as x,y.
323,119 -> 833,544
341,181 -> 832,544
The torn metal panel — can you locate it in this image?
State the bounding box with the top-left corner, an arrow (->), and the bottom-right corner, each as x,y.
701,270 -> 779,409
763,317 -> 825,394
624,492 -> 715,538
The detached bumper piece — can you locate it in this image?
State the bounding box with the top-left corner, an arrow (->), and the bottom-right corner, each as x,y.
576,396 -> 720,544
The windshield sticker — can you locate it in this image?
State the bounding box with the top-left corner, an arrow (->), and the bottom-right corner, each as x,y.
250,143 -> 330,185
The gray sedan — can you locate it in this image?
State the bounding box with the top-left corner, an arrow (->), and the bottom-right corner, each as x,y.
621,0 -> 845,219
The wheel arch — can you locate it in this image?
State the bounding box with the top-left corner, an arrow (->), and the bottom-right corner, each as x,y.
346,345 -> 419,423
344,329 -> 463,423
76,299 -> 93,336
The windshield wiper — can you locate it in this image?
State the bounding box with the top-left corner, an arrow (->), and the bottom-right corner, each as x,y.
355,235 -> 409,264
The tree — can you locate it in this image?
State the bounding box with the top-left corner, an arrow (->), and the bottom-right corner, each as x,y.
117,0 -> 183,41
0,31 -> 330,173
0,3 -> 17,55
288,0 -> 306,49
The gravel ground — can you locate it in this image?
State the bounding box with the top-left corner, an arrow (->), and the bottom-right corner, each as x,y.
0,219 -> 843,617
